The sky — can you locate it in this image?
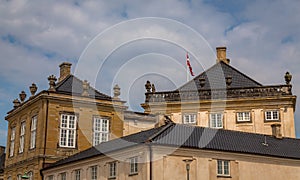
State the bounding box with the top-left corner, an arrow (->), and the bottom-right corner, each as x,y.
0,0 -> 300,146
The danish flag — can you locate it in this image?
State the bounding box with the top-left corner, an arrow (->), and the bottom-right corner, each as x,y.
186,52 -> 194,76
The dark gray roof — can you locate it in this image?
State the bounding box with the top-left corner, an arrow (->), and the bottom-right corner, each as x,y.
179,62 -> 262,91
55,75 -> 112,100
43,123 -> 300,170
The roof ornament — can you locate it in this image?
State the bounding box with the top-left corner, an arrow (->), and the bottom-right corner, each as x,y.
226,76 -> 232,88
29,83 -> 38,97
284,72 -> 292,85
48,75 -> 57,92
145,80 -> 151,92
199,78 -> 205,88
151,84 -> 156,93
13,99 -> 21,109
82,80 -> 90,96
113,84 -> 121,100
19,91 -> 26,103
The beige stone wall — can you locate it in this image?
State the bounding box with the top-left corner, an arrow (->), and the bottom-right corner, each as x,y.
169,105 -> 295,137
4,92 -> 127,180
42,146 -> 300,180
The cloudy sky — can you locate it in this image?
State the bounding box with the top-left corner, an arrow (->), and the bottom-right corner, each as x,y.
0,0 -> 300,146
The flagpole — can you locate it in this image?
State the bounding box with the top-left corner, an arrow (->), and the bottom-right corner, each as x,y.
187,65 -> 189,82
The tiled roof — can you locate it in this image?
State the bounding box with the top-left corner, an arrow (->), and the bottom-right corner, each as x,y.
178,62 -> 262,91
43,123 -> 300,170
55,75 -> 112,100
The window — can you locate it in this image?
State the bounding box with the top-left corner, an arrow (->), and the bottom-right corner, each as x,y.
27,171 -> 33,180
130,156 -> 138,175
93,117 -> 109,146
210,113 -> 223,128
60,172 -> 66,180
17,174 -> 22,180
9,127 -> 15,157
59,114 -> 77,148
109,162 -> 117,178
91,165 -> 97,180
183,114 -> 196,124
7,176 -> 12,180
265,110 -> 279,121
47,175 -> 54,180
74,169 -> 81,180
237,112 -> 251,122
19,122 -> 26,153
30,115 -> 37,149
217,160 -> 230,176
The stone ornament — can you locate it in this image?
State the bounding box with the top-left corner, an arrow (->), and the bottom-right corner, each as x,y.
29,83 -> 38,96
113,84 -> 121,99
145,80 -> 151,92
48,75 -> 57,92
285,72 -> 292,85
13,99 -> 20,108
19,91 -> 26,103
82,80 -> 90,96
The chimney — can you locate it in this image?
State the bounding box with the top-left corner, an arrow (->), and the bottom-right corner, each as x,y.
271,124 -> 283,139
59,62 -> 72,82
216,47 -> 230,64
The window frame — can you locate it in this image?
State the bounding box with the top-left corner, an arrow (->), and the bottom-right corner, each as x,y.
19,121 -> 26,153
90,165 -> 98,180
129,156 -> 138,175
217,160 -> 230,177
60,172 -> 66,180
47,175 -> 54,180
93,116 -> 110,146
236,112 -> 251,123
59,114 -> 77,148
210,113 -> 223,129
30,115 -> 37,149
265,110 -> 280,121
183,113 -> 197,124
9,127 -> 16,157
109,161 -> 117,178
74,169 -> 81,180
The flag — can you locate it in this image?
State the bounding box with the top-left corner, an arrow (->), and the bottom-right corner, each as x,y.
186,52 -> 194,76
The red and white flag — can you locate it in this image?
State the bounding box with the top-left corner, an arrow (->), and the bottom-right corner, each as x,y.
186,52 -> 194,76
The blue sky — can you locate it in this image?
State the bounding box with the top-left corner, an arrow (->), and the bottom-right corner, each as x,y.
0,0 -> 300,146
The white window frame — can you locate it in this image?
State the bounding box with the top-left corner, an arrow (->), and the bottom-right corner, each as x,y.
217,160 -> 230,176
27,171 -> 33,180
60,172 -> 66,180
130,156 -> 138,175
265,110 -> 279,121
74,169 -> 80,180
19,121 -> 26,153
93,117 -> 109,146
9,127 -> 15,157
91,165 -> 97,180
59,114 -> 77,148
30,115 -> 37,149
183,114 -> 197,124
17,174 -> 22,180
210,113 -> 223,128
109,162 -> 117,178
237,112 -> 251,122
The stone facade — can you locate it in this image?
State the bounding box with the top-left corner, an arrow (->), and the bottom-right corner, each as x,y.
4,62 -> 130,180
141,47 -> 296,138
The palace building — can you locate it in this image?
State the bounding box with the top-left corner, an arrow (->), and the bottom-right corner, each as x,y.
142,47 -> 296,138
4,47 -> 298,180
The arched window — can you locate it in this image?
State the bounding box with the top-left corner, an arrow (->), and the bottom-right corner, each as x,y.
27,171 -> 33,180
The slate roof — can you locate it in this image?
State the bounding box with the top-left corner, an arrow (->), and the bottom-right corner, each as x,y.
43,123 -> 300,170
178,61 -> 262,91
55,75 -> 112,100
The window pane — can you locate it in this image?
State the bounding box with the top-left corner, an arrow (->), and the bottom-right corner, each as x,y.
217,160 -> 223,175
224,161 -> 229,175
